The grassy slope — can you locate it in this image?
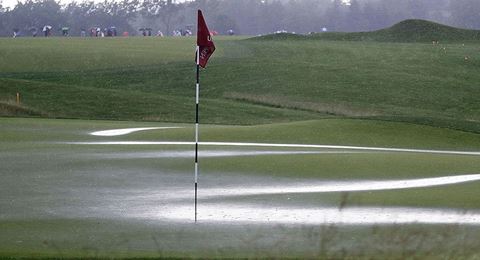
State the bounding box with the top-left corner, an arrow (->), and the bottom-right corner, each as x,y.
0,30 -> 479,132
222,39 -> 480,126
260,19 -> 480,43
0,37 -> 321,124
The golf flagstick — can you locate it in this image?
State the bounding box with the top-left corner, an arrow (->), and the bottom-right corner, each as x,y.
195,46 -> 199,222
195,10 -> 215,222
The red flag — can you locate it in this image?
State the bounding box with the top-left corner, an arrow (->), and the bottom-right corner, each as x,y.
197,10 -> 215,68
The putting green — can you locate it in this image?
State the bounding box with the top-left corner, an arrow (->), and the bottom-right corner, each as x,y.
2,117 -> 480,257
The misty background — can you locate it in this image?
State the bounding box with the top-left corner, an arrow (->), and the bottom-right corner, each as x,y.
0,0 -> 479,37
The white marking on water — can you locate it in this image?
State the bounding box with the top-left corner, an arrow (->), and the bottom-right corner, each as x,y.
64,130 -> 480,225
117,174 -> 480,201
148,204 -> 480,225
192,174 -> 480,198
97,150 -> 361,159
90,127 -> 181,136
65,141 -> 480,156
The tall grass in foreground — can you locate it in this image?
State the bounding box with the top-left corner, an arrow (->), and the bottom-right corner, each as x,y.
2,221 -> 479,258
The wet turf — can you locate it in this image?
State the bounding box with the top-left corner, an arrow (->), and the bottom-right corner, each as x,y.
2,117 -> 480,257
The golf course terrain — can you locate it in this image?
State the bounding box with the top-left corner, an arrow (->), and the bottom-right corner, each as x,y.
1,20 -> 480,258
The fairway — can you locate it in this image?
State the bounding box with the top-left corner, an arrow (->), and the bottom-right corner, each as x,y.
2,117 -> 480,258
1,35 -> 480,132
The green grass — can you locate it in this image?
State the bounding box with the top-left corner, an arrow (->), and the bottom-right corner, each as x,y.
0,30 -> 480,132
2,221 -> 480,258
1,117 -> 480,258
325,19 -> 480,42
2,219 -> 480,258
2,23 -> 480,258
3,117 -> 480,149
0,37 -> 197,72
260,19 -> 480,43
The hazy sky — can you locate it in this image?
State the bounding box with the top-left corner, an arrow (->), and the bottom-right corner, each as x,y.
2,0 -> 96,8
4,0 -> 20,9
1,0 -> 191,9
2,0 -> 351,10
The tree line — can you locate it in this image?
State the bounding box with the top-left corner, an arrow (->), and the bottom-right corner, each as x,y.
1,0 -> 479,37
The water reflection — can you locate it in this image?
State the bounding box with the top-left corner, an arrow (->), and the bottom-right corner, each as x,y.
90,127 -> 181,136
142,204 -> 480,225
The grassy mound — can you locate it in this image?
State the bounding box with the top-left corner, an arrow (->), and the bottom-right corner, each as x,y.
257,20 -> 480,43
381,19 -> 480,42
313,19 -> 480,42
254,32 -> 307,41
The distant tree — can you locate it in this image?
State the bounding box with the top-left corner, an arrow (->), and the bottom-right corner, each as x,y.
94,0 -> 136,29
216,0 -> 261,35
140,0 -> 184,35
190,0 -> 220,14
283,0 -> 325,34
8,0 -> 66,35
2,0 -> 480,37
212,14 -> 237,34
183,0 -> 220,34
0,2 -> 5,35
63,0 -> 137,35
258,0 -> 285,33
64,1 -> 94,34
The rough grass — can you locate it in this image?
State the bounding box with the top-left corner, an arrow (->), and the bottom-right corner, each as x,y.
224,91 -> 381,117
2,220 -> 480,258
0,100 -> 44,117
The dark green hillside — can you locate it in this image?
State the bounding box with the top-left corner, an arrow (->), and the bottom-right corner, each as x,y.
315,20 -> 480,42
259,20 -> 480,43
380,19 -> 480,42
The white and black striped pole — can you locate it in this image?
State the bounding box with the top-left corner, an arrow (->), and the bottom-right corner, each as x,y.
195,46 -> 200,222
195,9 -> 215,223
